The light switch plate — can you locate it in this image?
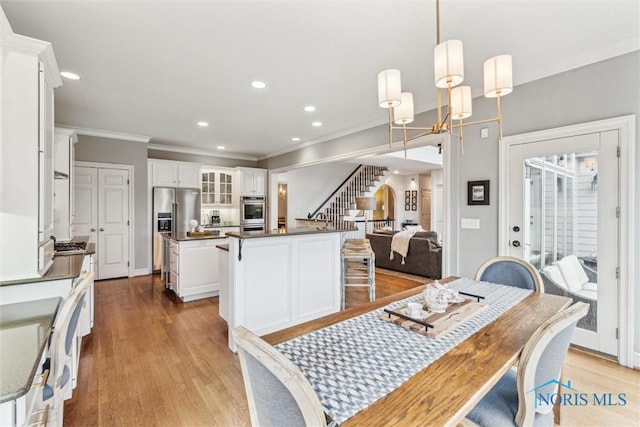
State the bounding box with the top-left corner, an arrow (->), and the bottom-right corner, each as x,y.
480,128 -> 489,139
461,218 -> 480,229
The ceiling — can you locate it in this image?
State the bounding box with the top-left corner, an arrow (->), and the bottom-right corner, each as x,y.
2,1 -> 638,161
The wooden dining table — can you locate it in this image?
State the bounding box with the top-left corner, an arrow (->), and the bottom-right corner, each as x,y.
263,277 -> 572,427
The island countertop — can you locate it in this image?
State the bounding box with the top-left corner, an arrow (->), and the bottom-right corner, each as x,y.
0,297 -> 61,403
161,231 -> 228,242
226,226 -> 354,239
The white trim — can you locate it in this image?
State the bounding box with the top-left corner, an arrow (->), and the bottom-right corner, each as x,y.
75,161 -> 136,279
148,143 -> 257,161
2,32 -> 62,88
133,268 -> 149,277
634,351 -> 640,369
499,115 -> 636,368
60,125 -> 151,143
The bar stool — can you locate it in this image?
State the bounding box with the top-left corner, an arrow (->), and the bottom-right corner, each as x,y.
341,239 -> 375,309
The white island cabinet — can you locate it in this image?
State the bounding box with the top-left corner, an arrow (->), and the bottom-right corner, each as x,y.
225,228 -> 343,350
163,233 -> 227,302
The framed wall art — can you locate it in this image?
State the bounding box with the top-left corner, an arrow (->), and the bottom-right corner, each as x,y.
467,180 -> 490,205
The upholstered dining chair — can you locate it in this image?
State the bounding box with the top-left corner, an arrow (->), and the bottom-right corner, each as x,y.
463,302 -> 589,427
475,256 -> 544,292
233,326 -> 328,427
42,274 -> 92,426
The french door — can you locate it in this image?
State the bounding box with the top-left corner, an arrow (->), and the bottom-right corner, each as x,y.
505,131 -> 619,356
75,166 -> 130,280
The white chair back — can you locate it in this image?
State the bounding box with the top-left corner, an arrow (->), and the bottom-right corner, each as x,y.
233,326 -> 327,427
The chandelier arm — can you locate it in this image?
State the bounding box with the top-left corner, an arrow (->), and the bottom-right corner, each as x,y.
390,125 -> 433,131
450,116 -> 500,129
405,130 -> 436,143
388,106 -> 393,147
459,118 -> 464,155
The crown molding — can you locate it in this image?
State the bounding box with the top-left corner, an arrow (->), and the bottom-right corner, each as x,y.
2,31 -> 62,88
147,143 -> 257,161
57,125 -> 151,143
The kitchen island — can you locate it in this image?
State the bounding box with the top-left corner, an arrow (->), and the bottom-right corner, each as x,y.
161,231 -> 228,302
224,227 -> 349,350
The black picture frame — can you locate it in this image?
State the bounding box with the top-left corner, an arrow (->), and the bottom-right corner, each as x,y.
467,180 -> 490,205
411,203 -> 417,211
405,190 -> 410,197
405,204 -> 410,211
411,190 -> 417,198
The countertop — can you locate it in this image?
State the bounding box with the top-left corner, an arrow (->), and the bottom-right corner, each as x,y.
226,226 -> 354,239
0,297 -> 61,403
0,240 -> 95,287
161,231 -> 228,242
203,224 -> 241,229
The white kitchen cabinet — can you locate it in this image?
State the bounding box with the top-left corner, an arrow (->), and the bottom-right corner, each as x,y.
166,238 -> 220,302
53,128 -> 78,241
0,26 -> 62,281
150,160 -> 201,188
237,167 -> 266,196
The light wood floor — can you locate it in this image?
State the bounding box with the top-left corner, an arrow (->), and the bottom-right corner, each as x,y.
64,273 -> 639,426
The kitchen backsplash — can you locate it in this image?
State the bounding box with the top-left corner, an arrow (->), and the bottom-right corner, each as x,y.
201,208 -> 239,225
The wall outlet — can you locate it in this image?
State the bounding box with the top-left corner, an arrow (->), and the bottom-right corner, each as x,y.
461,218 -> 480,229
480,128 -> 489,139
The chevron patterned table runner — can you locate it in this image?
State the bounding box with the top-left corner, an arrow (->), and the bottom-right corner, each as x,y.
276,278 -> 531,424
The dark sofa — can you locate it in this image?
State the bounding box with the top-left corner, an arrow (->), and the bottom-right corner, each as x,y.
366,230 -> 442,279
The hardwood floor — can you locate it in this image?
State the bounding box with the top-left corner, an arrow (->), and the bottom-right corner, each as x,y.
64,273 -> 638,426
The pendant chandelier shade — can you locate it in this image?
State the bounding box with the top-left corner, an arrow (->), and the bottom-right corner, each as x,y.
378,69 -> 402,108
394,92 -> 415,124
434,40 -> 464,88
484,54 -> 513,98
376,0 -> 513,155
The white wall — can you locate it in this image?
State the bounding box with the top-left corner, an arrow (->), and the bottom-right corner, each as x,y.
275,162 -> 355,228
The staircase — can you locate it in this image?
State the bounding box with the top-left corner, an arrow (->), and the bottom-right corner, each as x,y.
305,165 -> 389,226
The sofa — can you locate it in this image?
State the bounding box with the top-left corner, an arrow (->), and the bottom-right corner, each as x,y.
540,255 -> 597,331
366,230 -> 442,279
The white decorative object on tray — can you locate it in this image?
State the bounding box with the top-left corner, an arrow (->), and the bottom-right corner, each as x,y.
402,308 -> 430,320
422,280 -> 465,312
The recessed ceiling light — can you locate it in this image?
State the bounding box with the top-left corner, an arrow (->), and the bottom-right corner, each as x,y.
304,105 -> 316,112
60,71 -> 80,80
394,170 -> 399,174
291,137 -> 301,142
217,146 -> 225,150
251,81 -> 266,89
312,121 -> 322,127
197,121 -> 209,127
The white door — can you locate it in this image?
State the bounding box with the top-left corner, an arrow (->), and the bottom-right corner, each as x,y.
74,167 -> 99,244
507,131 -> 618,356
97,168 -> 130,279
75,166 -> 130,280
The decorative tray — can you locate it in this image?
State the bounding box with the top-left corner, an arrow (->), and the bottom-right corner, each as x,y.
381,299 -> 487,338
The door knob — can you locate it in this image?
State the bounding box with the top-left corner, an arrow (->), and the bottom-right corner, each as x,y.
512,240 -> 521,247
512,226 -> 520,232
90,228 -> 96,232
99,227 -> 105,232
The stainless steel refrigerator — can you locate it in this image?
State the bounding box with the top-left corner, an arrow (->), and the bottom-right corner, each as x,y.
152,187 -> 201,273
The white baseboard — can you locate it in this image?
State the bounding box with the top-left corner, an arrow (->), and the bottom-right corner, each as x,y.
634,351 -> 640,369
133,268 -> 149,277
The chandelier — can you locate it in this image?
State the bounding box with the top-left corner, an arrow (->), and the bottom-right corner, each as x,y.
377,0 -> 513,155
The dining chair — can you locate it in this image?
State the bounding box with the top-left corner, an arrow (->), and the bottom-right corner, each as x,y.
475,256 -> 544,292
463,301 -> 589,427
233,326 -> 328,427
42,274 -> 92,427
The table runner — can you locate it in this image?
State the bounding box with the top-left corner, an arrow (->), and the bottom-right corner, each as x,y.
275,278 -> 531,424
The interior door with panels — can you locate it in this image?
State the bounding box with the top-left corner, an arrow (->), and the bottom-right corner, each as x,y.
98,168 -> 130,279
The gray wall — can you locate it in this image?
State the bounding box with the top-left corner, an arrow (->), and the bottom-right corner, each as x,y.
148,149 -> 257,168
262,51 -> 640,356
75,135 -> 149,271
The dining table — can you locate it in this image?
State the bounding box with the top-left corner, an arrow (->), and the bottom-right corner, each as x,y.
263,276 -> 573,426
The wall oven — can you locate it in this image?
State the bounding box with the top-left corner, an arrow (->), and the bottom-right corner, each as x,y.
240,196 -> 265,230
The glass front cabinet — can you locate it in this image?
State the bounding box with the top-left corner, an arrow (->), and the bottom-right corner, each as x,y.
202,170 -> 233,205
